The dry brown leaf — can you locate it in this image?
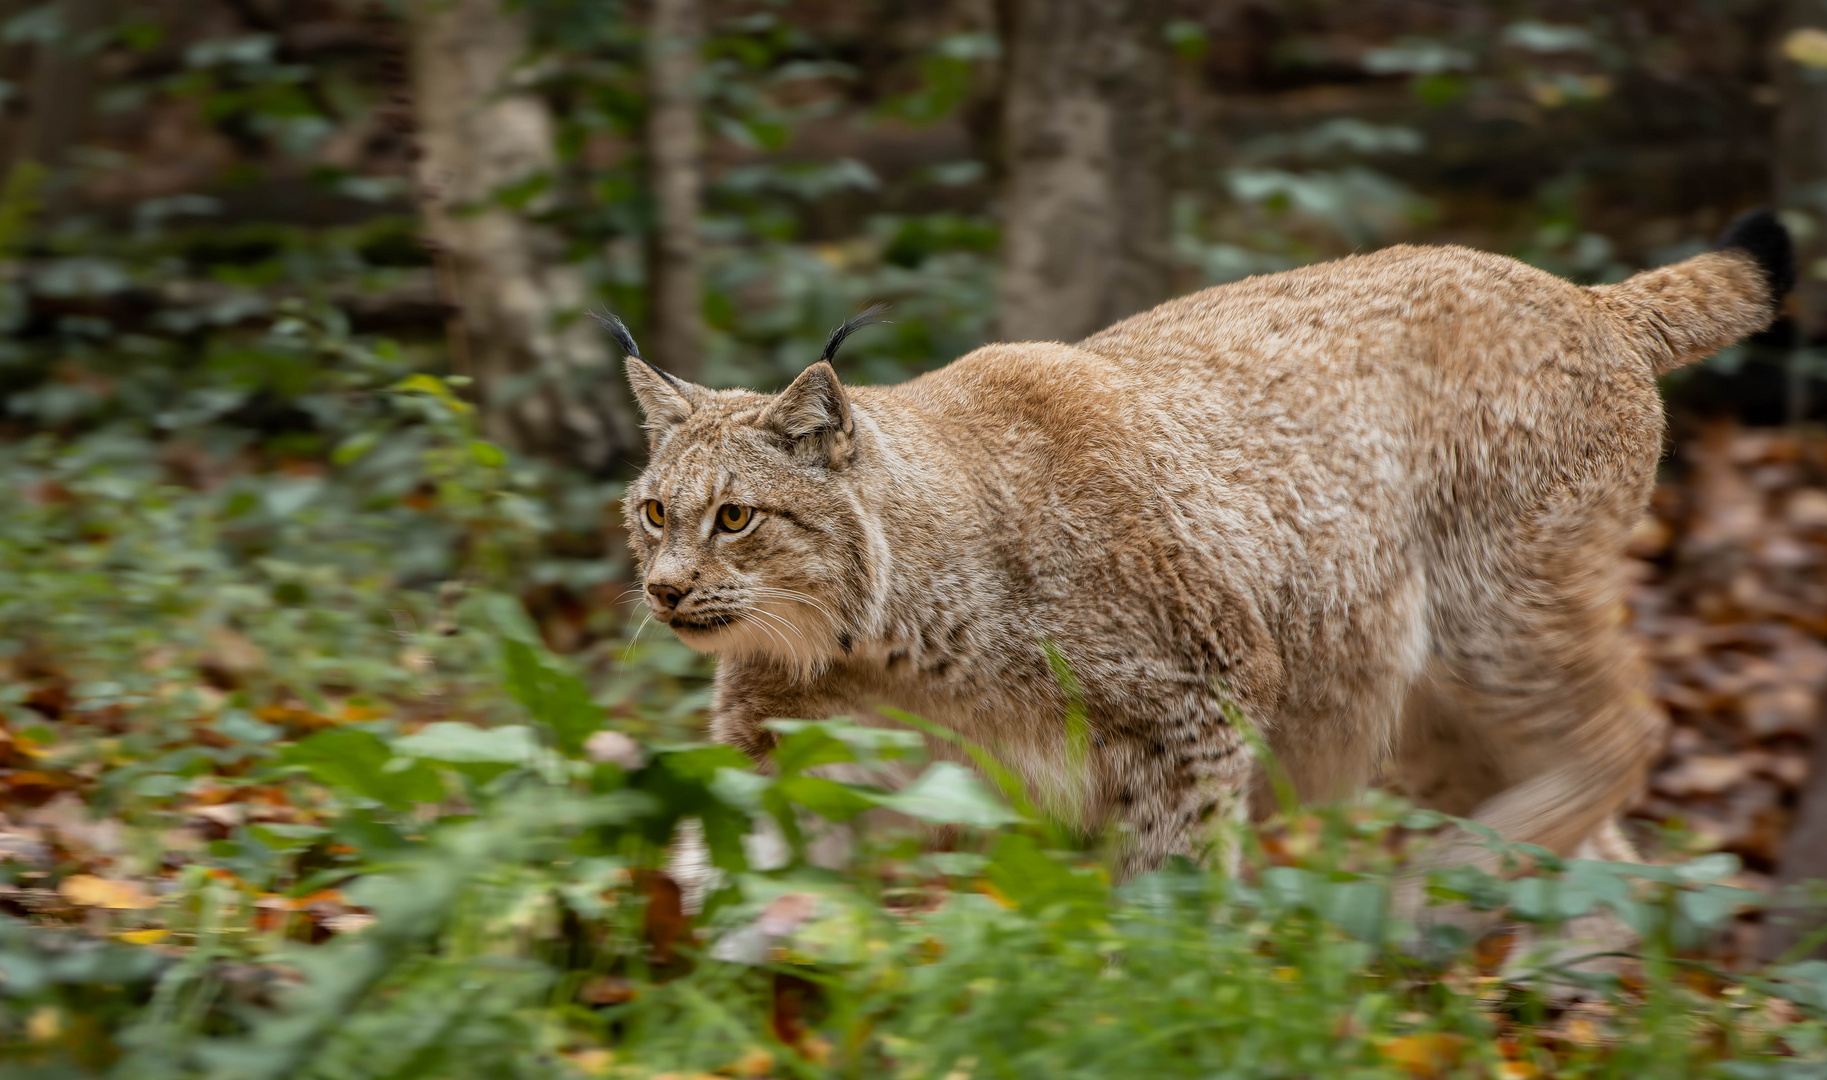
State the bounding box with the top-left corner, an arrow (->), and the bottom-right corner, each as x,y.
1653,755 -> 1754,798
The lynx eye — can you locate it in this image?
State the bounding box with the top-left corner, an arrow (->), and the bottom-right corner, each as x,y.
643,500 -> 665,530
715,504 -> 754,533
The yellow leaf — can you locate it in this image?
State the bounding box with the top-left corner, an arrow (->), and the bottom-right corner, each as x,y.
389,373 -> 473,413
1377,1033 -> 1468,1078
26,1005 -> 62,1041
60,874 -> 156,910
119,927 -> 169,945
724,1046 -> 774,1077
561,1048 -> 613,1076
1786,27 -> 1827,68
798,1034 -> 833,1066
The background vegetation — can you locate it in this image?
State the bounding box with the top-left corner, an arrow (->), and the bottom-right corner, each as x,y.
4,0 -> 1827,1076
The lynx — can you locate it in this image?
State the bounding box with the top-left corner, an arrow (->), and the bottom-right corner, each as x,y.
611,212 -> 1793,876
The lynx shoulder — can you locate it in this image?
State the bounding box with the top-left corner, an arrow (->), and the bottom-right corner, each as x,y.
612,212 -> 1792,873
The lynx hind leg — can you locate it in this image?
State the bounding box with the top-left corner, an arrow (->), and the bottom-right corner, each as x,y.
1388,663 -> 1519,818
1424,489 -> 1667,871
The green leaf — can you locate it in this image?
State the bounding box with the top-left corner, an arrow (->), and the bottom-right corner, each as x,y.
656,744 -> 754,780
767,717 -> 922,761
776,774 -> 878,822
984,832 -> 1106,926
1674,852 -> 1741,883
1508,876 -> 1598,923
467,439 -> 505,467
392,722 -> 538,765
388,372 -> 472,413
872,761 -> 1024,828
1679,884 -> 1760,930
499,637 -> 602,756
767,722 -> 858,776
1770,960 -> 1827,1013
249,822 -> 329,855
331,430 -> 379,465
281,729 -> 444,810
880,707 -> 1038,820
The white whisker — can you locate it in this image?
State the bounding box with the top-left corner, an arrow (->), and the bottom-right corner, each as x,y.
747,606 -> 811,649
749,586 -> 842,625
739,608 -> 796,657
621,612 -> 656,665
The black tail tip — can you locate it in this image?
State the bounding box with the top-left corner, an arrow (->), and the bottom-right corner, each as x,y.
1718,209 -> 1796,306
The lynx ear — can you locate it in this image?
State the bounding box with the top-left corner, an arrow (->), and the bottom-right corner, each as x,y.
594,311 -> 705,432
761,360 -> 853,465
625,356 -> 704,429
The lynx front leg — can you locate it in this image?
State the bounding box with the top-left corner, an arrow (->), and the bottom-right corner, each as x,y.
706,658 -> 839,762
1101,692 -> 1254,880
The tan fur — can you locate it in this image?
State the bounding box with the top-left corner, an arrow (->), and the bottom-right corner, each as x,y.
624,244 -> 1776,874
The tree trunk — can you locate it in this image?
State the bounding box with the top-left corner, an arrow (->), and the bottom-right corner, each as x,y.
1762,7 -> 1827,963
1779,2 -> 1827,347
995,0 -> 1170,343
4,0 -> 106,179
407,0 -> 635,471
1761,698 -> 1827,962
645,0 -> 704,381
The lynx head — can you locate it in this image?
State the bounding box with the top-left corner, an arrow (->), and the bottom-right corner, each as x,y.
607,310 -> 887,671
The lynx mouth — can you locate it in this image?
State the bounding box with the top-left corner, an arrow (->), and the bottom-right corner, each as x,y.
668,612 -> 738,633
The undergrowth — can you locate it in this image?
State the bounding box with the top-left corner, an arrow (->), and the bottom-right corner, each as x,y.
2,370 -> 1825,1079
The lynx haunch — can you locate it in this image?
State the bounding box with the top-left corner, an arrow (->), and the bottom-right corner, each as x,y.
613,212 -> 1794,874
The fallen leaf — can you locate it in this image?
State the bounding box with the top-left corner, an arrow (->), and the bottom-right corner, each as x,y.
1377,1033 -> 1468,1078
579,975 -> 637,1005
636,869 -> 687,963
60,874 -> 155,910
1653,755 -> 1753,798
724,1046 -> 775,1077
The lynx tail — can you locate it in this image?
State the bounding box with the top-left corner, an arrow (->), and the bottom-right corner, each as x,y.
1589,208 -> 1795,375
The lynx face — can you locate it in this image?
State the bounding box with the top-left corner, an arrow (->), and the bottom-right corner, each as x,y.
622,358 -> 877,673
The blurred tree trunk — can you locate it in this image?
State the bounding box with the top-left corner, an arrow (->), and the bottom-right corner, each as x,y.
645,0 -> 703,381
1765,3 -> 1827,962
407,0 -> 635,471
2,0 -> 106,179
1779,3 -> 1827,345
1762,698 -> 1827,962
995,0 -> 1170,343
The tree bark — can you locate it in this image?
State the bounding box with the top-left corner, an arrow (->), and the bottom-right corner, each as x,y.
407,0 -> 635,471
995,0 -> 1170,343
1779,1 -> 1827,346
645,0 -> 704,381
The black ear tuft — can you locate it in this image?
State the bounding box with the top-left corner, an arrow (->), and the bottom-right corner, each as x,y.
593,310 -> 696,394
820,303 -> 890,365
590,310 -> 644,360
1718,209 -> 1796,308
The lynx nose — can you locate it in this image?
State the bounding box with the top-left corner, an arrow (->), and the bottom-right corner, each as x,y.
647,581 -> 689,609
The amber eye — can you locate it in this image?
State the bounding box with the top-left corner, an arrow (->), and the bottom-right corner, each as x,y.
643,500 -> 665,530
716,504 -> 753,533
